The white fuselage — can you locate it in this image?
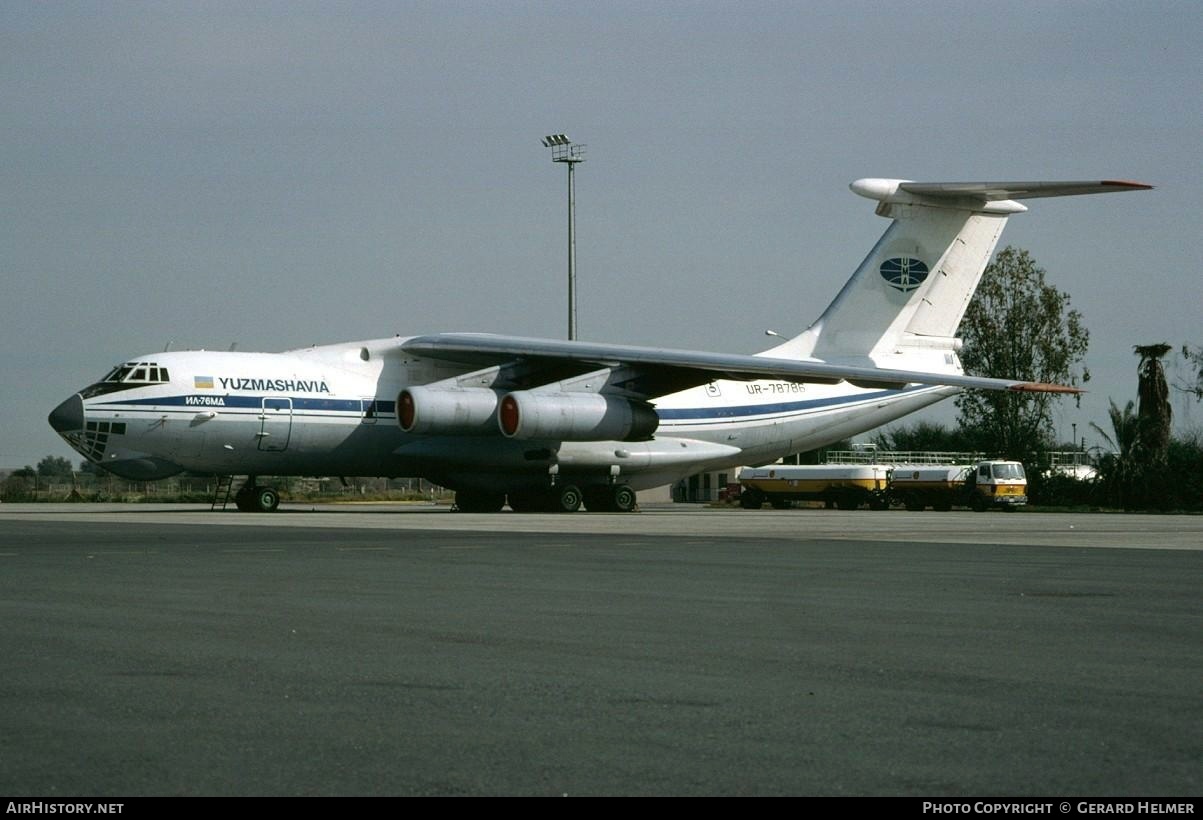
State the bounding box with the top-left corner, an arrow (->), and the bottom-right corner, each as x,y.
59,336 -> 955,491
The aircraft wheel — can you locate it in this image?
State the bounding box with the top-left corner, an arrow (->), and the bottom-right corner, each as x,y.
456,490 -> 506,513
254,486 -> 280,513
611,485 -> 637,513
553,484 -> 583,513
583,487 -> 616,512
507,491 -> 547,513
233,487 -> 257,512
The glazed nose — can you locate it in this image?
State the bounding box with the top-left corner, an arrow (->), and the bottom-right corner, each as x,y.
49,394 -> 84,433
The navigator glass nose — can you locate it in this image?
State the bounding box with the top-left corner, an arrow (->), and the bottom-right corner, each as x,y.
48,394 -> 84,433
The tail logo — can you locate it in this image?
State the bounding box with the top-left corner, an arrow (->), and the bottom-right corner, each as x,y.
879,257 -> 929,293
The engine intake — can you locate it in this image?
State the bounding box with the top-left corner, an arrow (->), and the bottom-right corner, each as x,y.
397,386 -> 502,435
498,391 -> 659,441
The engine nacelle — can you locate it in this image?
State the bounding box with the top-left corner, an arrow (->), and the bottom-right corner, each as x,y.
498,391 -> 659,441
398,386 -> 502,435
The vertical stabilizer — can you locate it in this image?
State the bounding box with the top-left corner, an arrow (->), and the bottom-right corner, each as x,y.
761,178 -> 1152,368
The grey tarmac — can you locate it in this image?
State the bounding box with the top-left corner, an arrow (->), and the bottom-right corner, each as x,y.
0,504 -> 1199,796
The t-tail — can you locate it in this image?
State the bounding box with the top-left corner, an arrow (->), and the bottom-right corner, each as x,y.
762,179 -> 1152,375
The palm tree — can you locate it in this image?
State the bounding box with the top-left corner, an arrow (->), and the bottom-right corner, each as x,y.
1134,343 -> 1173,467
1090,399 -> 1139,508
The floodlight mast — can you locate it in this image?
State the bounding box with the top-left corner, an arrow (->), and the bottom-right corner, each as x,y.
542,134 -> 586,340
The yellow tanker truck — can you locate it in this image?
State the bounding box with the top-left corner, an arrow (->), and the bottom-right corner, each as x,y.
738,459 -> 1027,512
737,464 -> 891,510
889,461 -> 1027,511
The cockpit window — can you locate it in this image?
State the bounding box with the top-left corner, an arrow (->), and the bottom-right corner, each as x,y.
101,362 -> 170,384
103,366 -> 134,382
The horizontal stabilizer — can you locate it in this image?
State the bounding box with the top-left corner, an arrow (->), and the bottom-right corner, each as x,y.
899,179 -> 1153,201
851,178 -> 1153,211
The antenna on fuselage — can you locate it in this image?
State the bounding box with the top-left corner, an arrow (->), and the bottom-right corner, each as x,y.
163,340 -> 173,352
228,342 -> 238,352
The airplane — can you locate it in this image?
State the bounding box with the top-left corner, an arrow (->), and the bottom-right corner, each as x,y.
48,177 -> 1150,512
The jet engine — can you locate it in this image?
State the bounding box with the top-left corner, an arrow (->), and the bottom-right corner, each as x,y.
397,386 -> 502,435
498,391 -> 659,441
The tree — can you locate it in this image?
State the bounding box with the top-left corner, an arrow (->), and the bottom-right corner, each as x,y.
1090,399 -> 1139,509
1134,344 -> 1172,466
1176,343 -> 1203,401
1130,343 -> 1173,509
872,421 -> 977,453
37,455 -> 74,479
955,246 -> 1090,459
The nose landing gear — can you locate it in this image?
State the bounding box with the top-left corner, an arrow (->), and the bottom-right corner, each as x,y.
228,477 -> 281,512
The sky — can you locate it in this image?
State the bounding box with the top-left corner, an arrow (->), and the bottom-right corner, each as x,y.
3,0 -> 1200,467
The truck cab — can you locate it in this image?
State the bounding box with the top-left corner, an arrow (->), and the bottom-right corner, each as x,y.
965,460 -> 1027,511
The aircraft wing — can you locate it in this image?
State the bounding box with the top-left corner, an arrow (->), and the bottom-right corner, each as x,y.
400,333 -> 1080,397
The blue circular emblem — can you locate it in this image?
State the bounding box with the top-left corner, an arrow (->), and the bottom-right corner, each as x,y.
879,257 -> 929,292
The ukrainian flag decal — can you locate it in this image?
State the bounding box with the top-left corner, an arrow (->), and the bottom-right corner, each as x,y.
194,376 -> 214,389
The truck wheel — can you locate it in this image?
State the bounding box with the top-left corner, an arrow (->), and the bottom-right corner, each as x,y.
739,490 -> 764,509
971,495 -> 988,512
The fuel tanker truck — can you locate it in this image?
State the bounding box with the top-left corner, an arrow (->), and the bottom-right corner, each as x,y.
738,459 -> 1027,511
889,461 -> 1027,511
737,464 -> 891,510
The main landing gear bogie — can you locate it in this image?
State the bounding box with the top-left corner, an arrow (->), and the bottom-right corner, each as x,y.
454,483 -> 638,513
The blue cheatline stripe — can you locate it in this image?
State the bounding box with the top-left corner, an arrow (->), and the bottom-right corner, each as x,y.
90,395 -> 397,414
656,385 -> 927,421
91,386 -> 935,425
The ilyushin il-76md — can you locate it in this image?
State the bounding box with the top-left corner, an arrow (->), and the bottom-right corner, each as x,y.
49,178 -> 1150,512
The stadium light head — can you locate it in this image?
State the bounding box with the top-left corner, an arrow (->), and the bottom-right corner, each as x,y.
542,134 -> 572,147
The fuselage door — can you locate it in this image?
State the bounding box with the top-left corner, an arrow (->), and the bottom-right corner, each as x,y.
258,397 -> 293,451
361,398 -> 379,425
